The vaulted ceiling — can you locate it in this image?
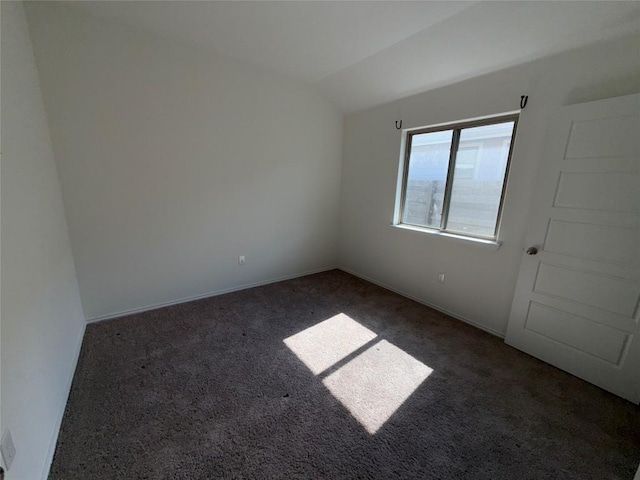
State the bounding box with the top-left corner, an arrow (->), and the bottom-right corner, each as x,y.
61,1 -> 640,113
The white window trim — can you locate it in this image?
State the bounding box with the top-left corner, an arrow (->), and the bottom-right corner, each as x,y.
391,223 -> 502,250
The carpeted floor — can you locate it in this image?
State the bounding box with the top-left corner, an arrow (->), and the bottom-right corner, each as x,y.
49,270 -> 640,479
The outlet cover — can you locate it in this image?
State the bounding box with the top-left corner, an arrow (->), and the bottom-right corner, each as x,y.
437,273 -> 446,284
1,430 -> 16,470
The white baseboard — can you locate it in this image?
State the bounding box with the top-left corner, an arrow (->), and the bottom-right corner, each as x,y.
86,266 -> 338,324
40,321 -> 86,480
338,267 -> 506,339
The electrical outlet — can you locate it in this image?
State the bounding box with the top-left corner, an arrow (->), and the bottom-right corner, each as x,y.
238,255 -> 245,265
437,272 -> 446,284
1,430 -> 16,471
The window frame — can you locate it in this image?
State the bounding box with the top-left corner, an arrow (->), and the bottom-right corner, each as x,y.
397,113 -> 519,242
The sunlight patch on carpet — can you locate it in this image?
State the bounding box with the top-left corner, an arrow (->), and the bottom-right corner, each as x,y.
284,314 -> 433,434
283,313 -> 377,375
322,339 -> 432,434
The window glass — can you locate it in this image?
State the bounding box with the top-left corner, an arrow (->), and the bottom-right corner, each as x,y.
397,115 -> 517,241
447,122 -> 514,237
402,130 -> 452,228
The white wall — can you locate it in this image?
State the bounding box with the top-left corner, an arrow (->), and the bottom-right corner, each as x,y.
339,34 -> 640,336
25,3 -> 343,321
1,3 -> 86,479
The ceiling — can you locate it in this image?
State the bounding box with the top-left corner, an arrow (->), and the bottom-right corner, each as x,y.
62,1 -> 640,113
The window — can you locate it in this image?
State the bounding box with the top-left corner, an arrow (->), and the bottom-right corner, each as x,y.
397,114 -> 518,240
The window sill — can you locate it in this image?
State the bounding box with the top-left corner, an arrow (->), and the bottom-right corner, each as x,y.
390,223 -> 502,251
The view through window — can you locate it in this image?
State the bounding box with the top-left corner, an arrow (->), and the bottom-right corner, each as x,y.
399,115 -> 518,239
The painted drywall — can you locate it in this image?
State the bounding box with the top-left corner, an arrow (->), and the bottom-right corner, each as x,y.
25,3 -> 343,320
1,3 -> 86,479
338,34 -> 640,336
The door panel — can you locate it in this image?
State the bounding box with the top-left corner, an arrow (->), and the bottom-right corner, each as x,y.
565,115 -> 638,158
545,220 -> 637,265
528,291 -> 636,333
555,172 -> 638,211
525,302 -> 628,365
534,263 -> 639,316
505,93 -> 640,403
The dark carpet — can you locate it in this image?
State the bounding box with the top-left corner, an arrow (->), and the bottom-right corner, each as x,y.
49,270 -> 640,479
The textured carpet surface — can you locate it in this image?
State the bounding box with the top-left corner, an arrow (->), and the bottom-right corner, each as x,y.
49,270 -> 640,479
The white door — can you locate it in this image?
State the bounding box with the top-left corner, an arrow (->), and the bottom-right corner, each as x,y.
505,93 -> 640,403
